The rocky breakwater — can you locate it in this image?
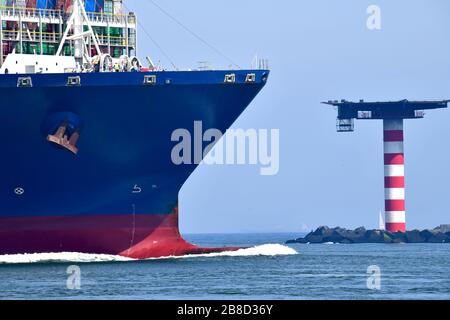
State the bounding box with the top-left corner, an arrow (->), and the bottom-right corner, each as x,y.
286,225 -> 450,244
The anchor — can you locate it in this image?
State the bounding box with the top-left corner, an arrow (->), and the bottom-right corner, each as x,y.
47,120 -> 80,155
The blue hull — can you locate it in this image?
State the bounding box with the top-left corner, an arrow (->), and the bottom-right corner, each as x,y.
0,70 -> 268,218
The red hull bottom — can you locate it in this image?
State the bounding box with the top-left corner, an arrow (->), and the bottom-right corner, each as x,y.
0,208 -> 240,259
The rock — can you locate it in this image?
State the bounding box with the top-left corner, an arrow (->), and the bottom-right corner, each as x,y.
306,226 -> 338,243
406,230 -> 426,243
365,230 -> 384,243
392,232 -> 407,243
382,231 -> 394,243
311,226 -> 333,237
334,228 -> 366,243
286,238 -> 308,244
427,232 -> 449,243
346,227 -> 368,243
322,235 -> 342,243
354,226 -> 367,234
304,234 -> 324,244
419,230 -> 434,241
285,225 -> 450,244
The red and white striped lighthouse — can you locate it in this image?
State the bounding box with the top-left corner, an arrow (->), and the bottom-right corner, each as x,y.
383,119 -> 406,232
325,99 -> 448,233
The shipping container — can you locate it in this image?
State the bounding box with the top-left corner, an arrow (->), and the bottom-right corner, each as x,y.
6,21 -> 17,30
104,0 -> 112,13
84,0 -> 94,12
95,0 -> 103,12
37,0 -> 55,9
26,1 -> 37,30
112,47 -> 123,58
15,0 -> 27,7
47,44 -> 55,54
64,44 -> 73,56
55,0 -> 72,13
39,22 -> 53,32
15,43 -> 26,54
109,27 -> 120,36
5,0 -> 15,7
113,0 -> 121,14
2,42 -> 10,55
28,43 -> 38,54
55,0 -> 68,10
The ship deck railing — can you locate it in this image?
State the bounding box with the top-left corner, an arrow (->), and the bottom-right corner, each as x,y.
85,11 -> 136,27
2,29 -> 60,43
1,29 -> 134,47
96,34 -> 136,47
0,6 -> 61,24
0,6 -> 136,28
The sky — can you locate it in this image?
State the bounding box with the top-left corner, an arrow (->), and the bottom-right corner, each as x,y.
126,0 -> 450,233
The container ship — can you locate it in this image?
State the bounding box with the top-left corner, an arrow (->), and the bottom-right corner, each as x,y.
0,0 -> 269,259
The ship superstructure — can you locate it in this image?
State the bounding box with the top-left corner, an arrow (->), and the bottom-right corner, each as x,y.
1,0 -> 138,73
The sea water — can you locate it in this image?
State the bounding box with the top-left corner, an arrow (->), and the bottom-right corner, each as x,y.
0,233 -> 449,300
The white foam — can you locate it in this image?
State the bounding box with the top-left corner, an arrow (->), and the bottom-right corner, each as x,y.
166,244 -> 298,259
0,244 -> 297,264
0,252 -> 133,264
222,243 -> 298,256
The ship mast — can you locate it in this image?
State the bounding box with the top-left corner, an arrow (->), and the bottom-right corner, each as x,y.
56,0 -> 102,70
73,0 -> 85,68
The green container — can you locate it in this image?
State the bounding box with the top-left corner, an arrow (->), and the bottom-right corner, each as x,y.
92,26 -> 104,35
109,27 -> 121,37
42,43 -> 48,55
15,43 -> 26,54
113,47 -> 124,58
64,45 -> 74,56
48,45 -> 55,55
28,43 -> 36,54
